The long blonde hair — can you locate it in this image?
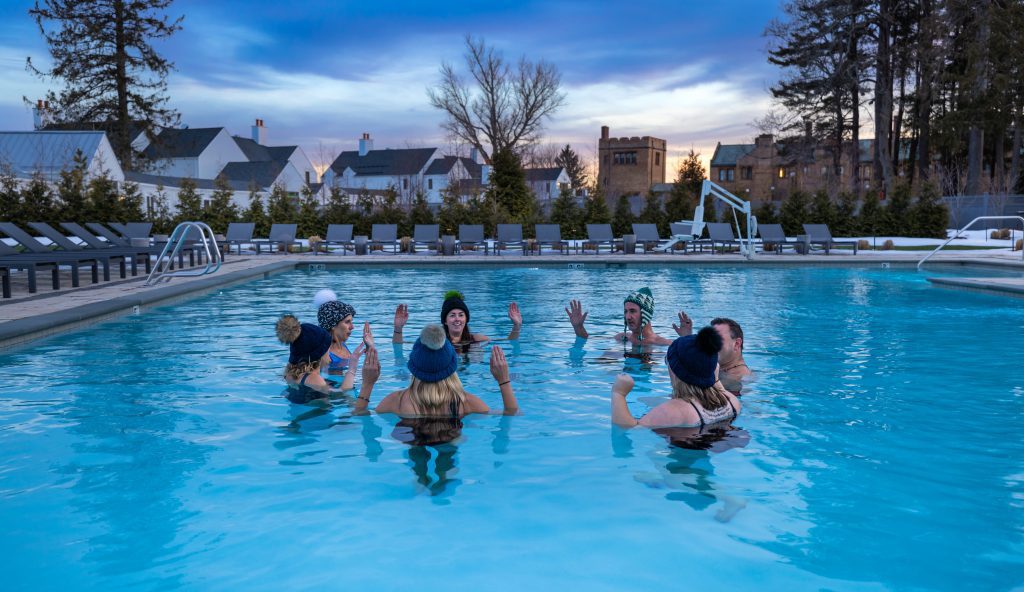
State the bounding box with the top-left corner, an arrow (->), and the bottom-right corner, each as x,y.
406,374 -> 469,416
671,380 -> 730,411
284,360 -> 320,382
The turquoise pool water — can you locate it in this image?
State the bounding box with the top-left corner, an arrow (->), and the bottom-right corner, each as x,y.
1,265 -> 1023,590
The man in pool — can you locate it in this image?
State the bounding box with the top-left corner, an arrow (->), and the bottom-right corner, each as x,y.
565,287 -> 688,347
675,314 -> 753,395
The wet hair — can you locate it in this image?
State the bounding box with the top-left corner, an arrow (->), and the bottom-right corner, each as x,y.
405,374 -> 469,417
671,380 -> 731,411
283,359 -> 321,382
711,317 -> 744,350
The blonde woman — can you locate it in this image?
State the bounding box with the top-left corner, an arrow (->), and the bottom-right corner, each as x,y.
611,326 -> 741,429
374,324 -> 518,417
276,314 -> 378,406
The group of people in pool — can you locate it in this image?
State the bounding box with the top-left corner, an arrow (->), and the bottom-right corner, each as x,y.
274,287 -> 753,431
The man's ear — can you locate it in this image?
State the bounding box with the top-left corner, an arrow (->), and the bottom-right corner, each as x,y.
735,336 -> 743,351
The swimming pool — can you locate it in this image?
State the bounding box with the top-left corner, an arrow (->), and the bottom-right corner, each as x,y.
1,265 -> 1022,590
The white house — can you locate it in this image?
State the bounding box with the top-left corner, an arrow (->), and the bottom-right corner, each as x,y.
525,167 -> 571,203
141,127 -> 247,179
0,131 -> 124,182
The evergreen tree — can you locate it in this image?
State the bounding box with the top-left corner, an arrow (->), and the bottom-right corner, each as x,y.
147,183 -> 174,234
884,182 -> 912,235
583,185 -> 612,225
266,183 -> 295,225
549,185 -> 583,238
119,179 -> 144,221
674,148 -> 706,199
833,191 -> 859,237
295,185 -> 322,239
909,181 -> 949,238
0,167 -> 25,227
375,186 -> 407,235
21,172 -> 58,227
808,189 -> 838,228
554,144 -> 587,190
467,192 -> 504,238
857,190 -> 885,237
204,175 -> 240,234
437,186 -> 471,236
244,186 -> 269,237
86,172 -> 122,222
778,190 -> 809,236
487,148 -> 534,223
28,0 -> 183,169
754,200 -> 779,225
612,195 -> 635,237
324,186 -> 353,227
57,150 -> 88,222
407,190 -> 435,228
638,190 -> 668,236
175,177 -> 202,224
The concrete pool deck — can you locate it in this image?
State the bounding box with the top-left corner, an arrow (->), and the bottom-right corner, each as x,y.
1,249 -> 1023,350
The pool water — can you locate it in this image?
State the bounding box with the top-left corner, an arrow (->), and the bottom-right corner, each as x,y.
2,265 -> 1023,590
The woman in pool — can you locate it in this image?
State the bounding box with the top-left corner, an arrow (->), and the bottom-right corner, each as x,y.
277,313 -> 376,404
315,289 -> 372,377
611,326 -> 741,429
374,324 -> 518,417
391,291 -> 522,347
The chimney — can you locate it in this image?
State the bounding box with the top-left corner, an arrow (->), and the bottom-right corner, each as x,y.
252,118 -> 266,145
358,132 -> 373,156
469,146 -> 481,164
33,99 -> 47,130
601,125 -> 609,140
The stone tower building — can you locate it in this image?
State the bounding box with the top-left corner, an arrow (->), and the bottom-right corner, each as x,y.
597,125 -> 667,200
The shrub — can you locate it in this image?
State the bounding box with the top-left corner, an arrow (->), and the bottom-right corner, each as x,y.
881,239 -> 894,250
857,239 -> 870,251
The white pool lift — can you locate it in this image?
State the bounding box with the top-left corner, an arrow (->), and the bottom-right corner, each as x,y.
658,180 -> 758,259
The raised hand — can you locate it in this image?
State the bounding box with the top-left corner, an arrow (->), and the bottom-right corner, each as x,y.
565,299 -> 588,327
393,304 -> 408,330
362,346 -> 380,384
362,321 -> 375,347
351,341 -> 367,359
508,302 -> 522,326
672,310 -> 693,336
489,345 -> 510,383
612,373 -> 635,396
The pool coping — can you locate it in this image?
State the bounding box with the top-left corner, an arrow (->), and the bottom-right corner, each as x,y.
2,252 -> 1023,350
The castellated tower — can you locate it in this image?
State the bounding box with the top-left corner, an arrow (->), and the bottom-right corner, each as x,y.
597,125 -> 667,200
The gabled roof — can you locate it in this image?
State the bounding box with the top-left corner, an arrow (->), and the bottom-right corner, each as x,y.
525,167 -> 564,182
218,160 -> 285,188
710,143 -> 755,167
267,146 -> 298,162
329,147 -> 437,177
42,120 -> 149,142
0,131 -> 113,176
425,156 -> 460,175
144,127 -> 223,159
233,136 -> 272,161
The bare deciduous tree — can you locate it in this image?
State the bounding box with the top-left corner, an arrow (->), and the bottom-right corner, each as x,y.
428,36 -> 566,161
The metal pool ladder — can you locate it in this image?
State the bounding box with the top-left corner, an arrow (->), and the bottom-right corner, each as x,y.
917,215 -> 1024,271
145,221 -> 222,286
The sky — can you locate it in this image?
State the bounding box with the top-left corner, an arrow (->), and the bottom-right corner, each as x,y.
0,0 -> 783,176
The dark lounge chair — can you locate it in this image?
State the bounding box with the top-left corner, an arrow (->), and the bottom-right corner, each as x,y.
411,224 -> 440,253
370,224 -> 400,254
584,224 -> 620,254
757,223 -> 798,254
632,223 -> 669,253
534,224 -> 569,254
0,240 -> 61,294
28,222 -> 137,277
668,222 -> 697,253
705,222 -> 743,253
457,224 -> 488,254
221,222 -> 256,256
62,222 -> 163,271
0,222 -> 106,284
803,224 -> 859,255
322,224 -> 354,255
253,223 -> 299,255
495,224 -> 525,255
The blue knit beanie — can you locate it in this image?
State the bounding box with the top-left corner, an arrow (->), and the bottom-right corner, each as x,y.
408,324 -> 458,382
666,326 -> 722,388
276,315 -> 332,365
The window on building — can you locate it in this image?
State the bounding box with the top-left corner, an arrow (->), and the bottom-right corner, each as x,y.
741,167 -> 752,180
613,151 -> 637,165
778,167 -> 785,179
305,171 -> 311,184
604,155 -> 609,165
403,178 -> 408,190
718,168 -> 735,182
655,153 -> 661,166
835,165 -> 844,175
428,178 -> 433,190
802,166 -> 808,175
821,166 -> 828,175
548,182 -> 553,194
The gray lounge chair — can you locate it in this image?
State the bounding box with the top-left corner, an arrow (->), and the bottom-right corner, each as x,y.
411,224 -> 440,254
322,224 -> 353,255
706,222 -> 742,254
667,222 -> 697,253
109,222 -> 153,244
89,221 -> 202,266
534,224 -> 569,254
29,222 -> 139,277
803,224 -> 859,254
0,264 -> 9,298
0,222 -> 106,284
62,222 -> 168,271
0,240 -> 62,293
221,222 -> 256,256
457,224 -> 488,254
584,224 -> 620,254
370,224 -> 400,254
254,223 -> 300,254
496,224 -> 525,255
632,223 -> 669,253
757,224 -> 797,254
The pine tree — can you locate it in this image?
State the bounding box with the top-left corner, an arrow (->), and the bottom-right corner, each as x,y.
549,185 -> 583,238
487,148 -> 534,223
57,150 -> 88,222
554,144 -> 587,190
407,190 -> 435,229
833,191 -> 859,237
583,184 -> 612,225
0,167 -> 25,227
86,172 -> 122,222
324,186 -> 353,227
437,186 -> 471,236
885,182 -> 912,235
779,190 -> 809,236
638,190 -> 668,236
21,172 -> 58,227
808,189 -> 838,228
857,190 -> 885,237
147,183 -> 174,234
28,0 -> 183,169
267,183 -> 295,225
612,195 -> 635,236
244,186 -> 268,237
175,177 -> 202,224
119,180 -> 144,221
467,192 -> 504,238
754,200 -> 779,225
203,175 -> 239,234
296,185 -> 322,240
375,186 -> 407,235
909,181 -> 949,238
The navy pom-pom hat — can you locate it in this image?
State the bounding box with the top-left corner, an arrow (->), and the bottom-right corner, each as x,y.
290,323 -> 332,365
666,326 -> 723,388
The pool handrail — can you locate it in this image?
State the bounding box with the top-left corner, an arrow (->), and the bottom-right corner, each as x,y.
917,215 -> 1024,270
145,221 -> 221,285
